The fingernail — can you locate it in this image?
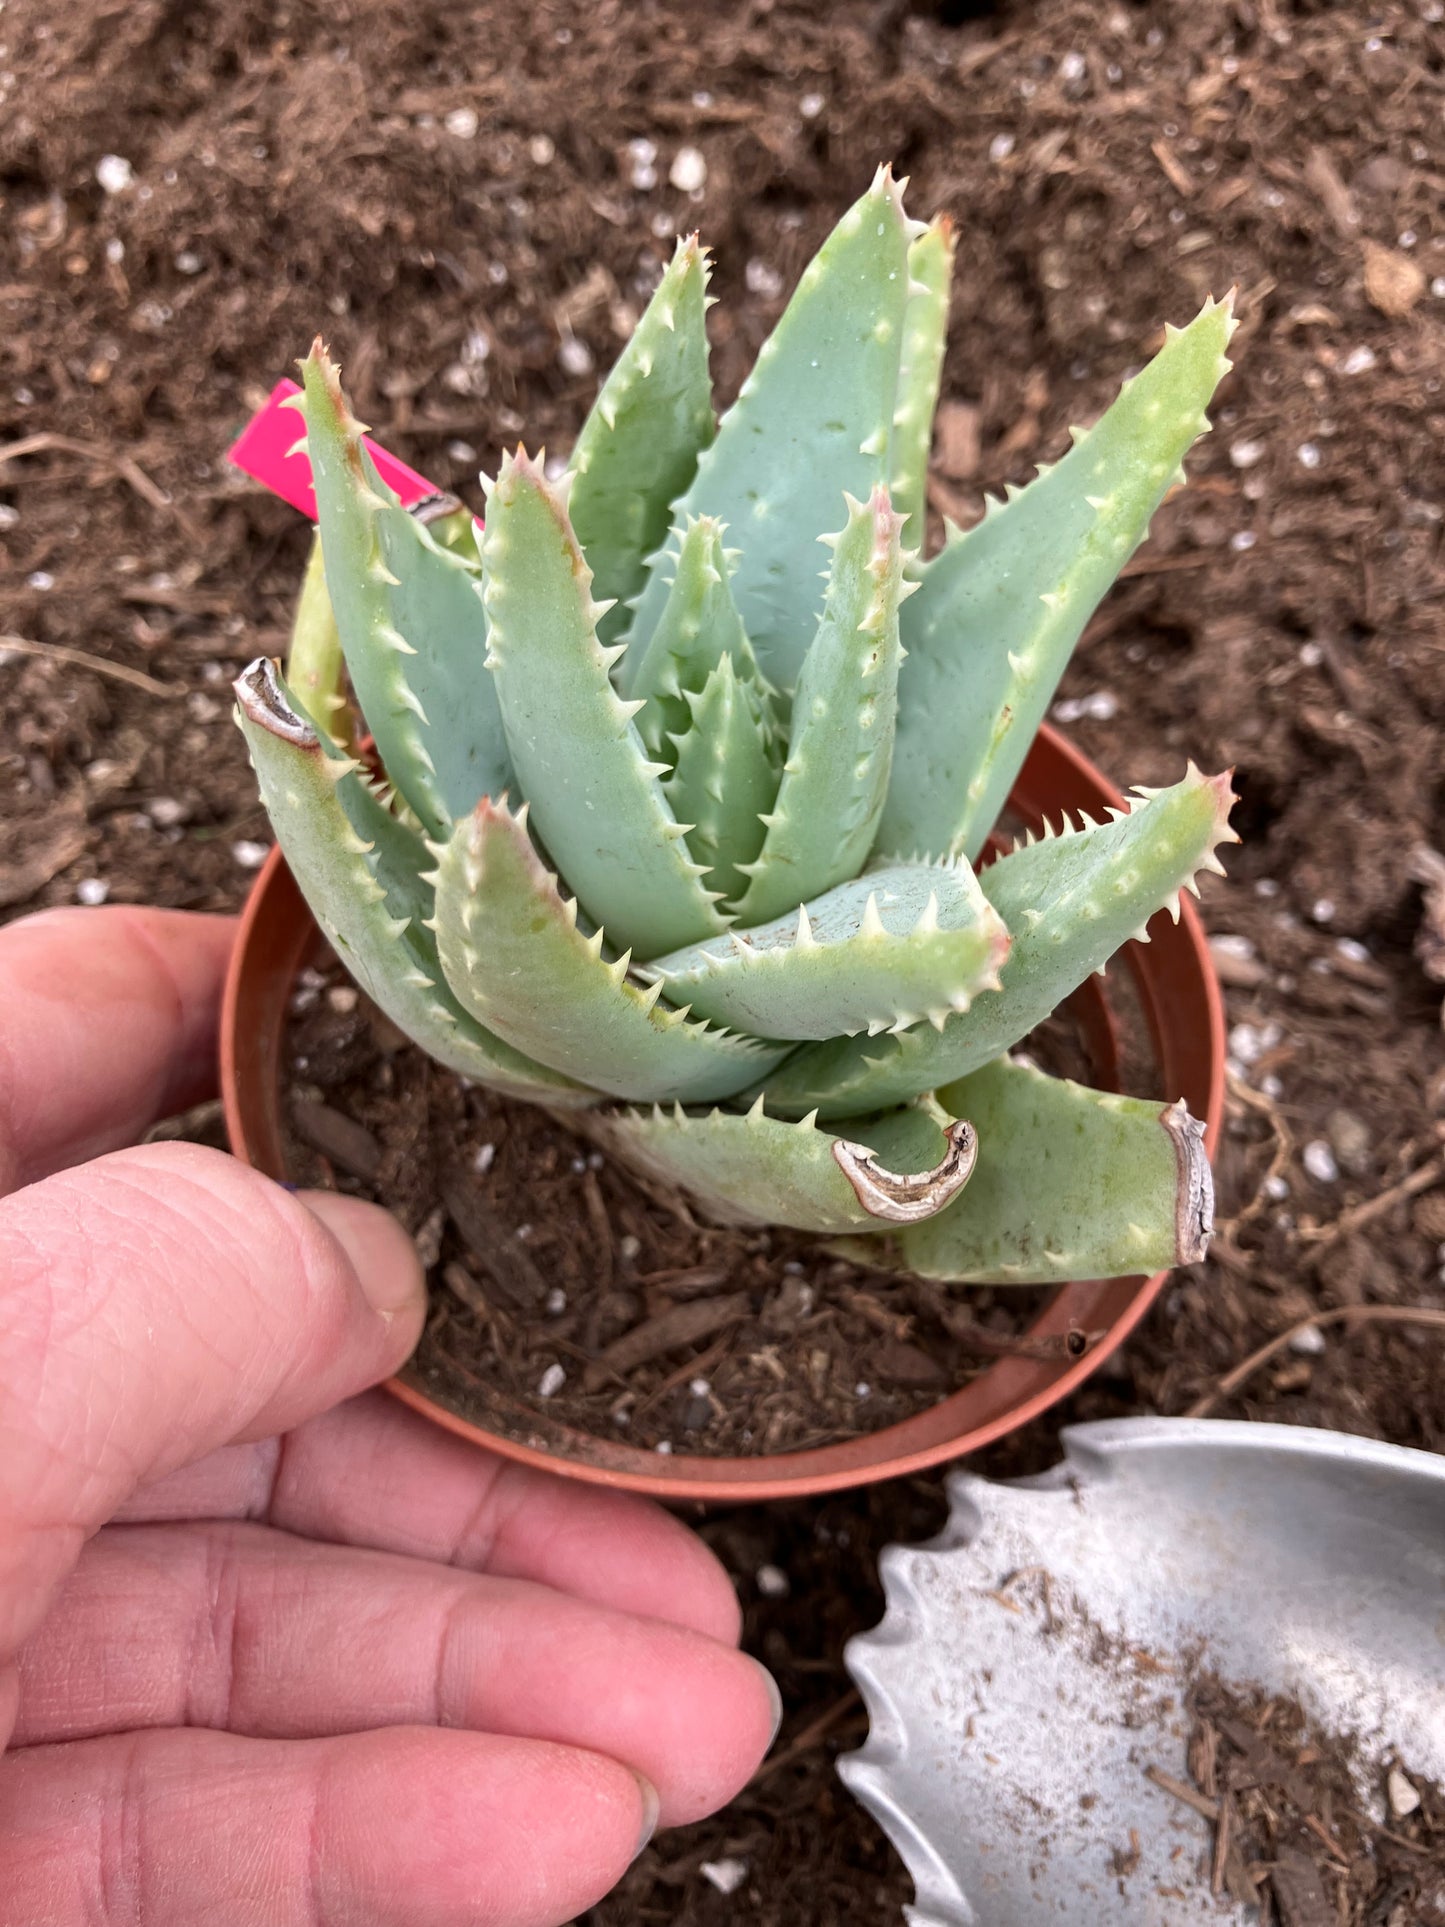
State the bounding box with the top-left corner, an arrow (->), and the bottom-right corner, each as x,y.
300,1191 -> 425,1321
756,1660 -> 784,1751
630,1772 -> 661,1862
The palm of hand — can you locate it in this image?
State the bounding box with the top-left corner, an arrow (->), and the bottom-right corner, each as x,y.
0,908 -> 777,1926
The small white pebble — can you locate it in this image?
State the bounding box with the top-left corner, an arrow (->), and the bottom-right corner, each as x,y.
231,839 -> 269,869
756,1563 -> 790,1599
668,145 -> 707,193
700,1858 -> 749,1896
1230,529 -> 1257,552
570,1156 -> 587,1174
1259,1073 -> 1284,1099
76,877 -> 110,906
1339,345 -> 1376,376
146,796 -> 187,827
444,106 -> 479,139
619,1233 -> 642,1261
1296,442 -> 1322,470
1299,640 -> 1323,667
1057,49 -> 1087,81
537,1363 -> 566,1399
1052,690 -> 1118,724
473,1142 -> 496,1175
1228,1020 -> 1281,1067
988,131 -> 1016,163
611,1405 -> 631,1426
1289,1323 -> 1327,1356
627,136 -> 658,190
1311,897 -> 1335,923
528,134 -> 555,166
654,1439 -> 673,1455
799,91 -> 825,118
515,1224 -> 532,1242
96,153 -> 134,194
745,258 -> 784,299
174,250 -> 202,275
545,1287 -> 567,1315
854,1381 -> 871,1400
1255,878 -> 1280,898
688,1377 -> 711,1398
1303,1140 -> 1339,1183
446,439 -> 477,464
1335,937 -> 1370,963
105,238 -> 125,265
1387,1765 -> 1421,1818
557,334 -> 594,377
1263,1173 -> 1290,1201
587,1151 -> 604,1170
1432,276 -> 1445,299
327,985 -> 358,1013
27,570 -> 54,591
1213,933 -> 1257,962
1229,437 -> 1265,469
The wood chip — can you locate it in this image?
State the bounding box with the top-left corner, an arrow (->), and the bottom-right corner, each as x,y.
931,399 -> 981,480
442,1173 -> 549,1308
1363,240 -> 1426,317
639,1265 -> 734,1300
1270,1845 -> 1334,1927
290,1097 -> 383,1182
0,804 -> 86,908
868,1337 -> 949,1387
582,1293 -> 750,1390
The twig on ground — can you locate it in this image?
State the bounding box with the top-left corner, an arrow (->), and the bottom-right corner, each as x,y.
1221,1070 -> 1293,1231
748,1691 -> 862,1788
0,431 -> 205,544
1297,1151 -> 1445,1251
0,633 -> 187,698
1187,1305 -> 1445,1417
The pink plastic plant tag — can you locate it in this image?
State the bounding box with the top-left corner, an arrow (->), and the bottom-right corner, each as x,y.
228,378 -> 446,520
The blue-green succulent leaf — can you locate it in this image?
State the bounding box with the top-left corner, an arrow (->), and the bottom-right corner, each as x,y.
879,295 -> 1237,862
662,653 -> 778,904
623,165 -> 921,692
730,486 -> 911,924
889,214 -> 956,556
432,795 -> 786,1104
755,766 -> 1238,1118
299,344 -> 509,839
645,859 -> 1009,1041
232,658 -> 590,1106
842,1055 -> 1213,1282
480,450 -> 729,960
629,515 -> 776,761
584,1096 -> 976,1232
567,235 -> 716,648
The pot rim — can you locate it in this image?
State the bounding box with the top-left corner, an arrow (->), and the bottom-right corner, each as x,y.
221,722 -> 1225,1501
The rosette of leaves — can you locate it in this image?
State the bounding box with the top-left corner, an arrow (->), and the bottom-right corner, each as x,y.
235,167 -> 1237,1285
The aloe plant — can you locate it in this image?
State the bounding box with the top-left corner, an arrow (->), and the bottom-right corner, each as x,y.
235,167 -> 1238,1285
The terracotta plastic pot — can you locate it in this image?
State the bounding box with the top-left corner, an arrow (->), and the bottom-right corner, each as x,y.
223,722 -> 1224,1501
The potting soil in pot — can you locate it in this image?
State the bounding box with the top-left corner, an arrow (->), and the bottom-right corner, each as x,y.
280,951 -> 1100,1458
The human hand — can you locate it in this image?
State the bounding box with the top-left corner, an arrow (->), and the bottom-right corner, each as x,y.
0,906 -> 779,1926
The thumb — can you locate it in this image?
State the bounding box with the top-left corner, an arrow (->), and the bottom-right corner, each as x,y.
0,1141 -> 424,1673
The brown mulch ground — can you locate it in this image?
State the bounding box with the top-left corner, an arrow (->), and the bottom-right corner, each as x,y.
3,1 -> 1443,1919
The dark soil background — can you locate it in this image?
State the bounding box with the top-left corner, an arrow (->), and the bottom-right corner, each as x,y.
3,0 -> 1443,1919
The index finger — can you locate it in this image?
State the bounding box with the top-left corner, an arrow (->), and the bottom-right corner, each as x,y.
0,907 -> 235,1195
